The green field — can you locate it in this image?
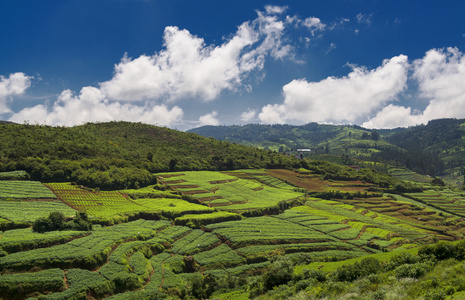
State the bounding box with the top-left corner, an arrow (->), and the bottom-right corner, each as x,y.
45,182 -> 214,218
158,171 -> 303,210
2,168 -> 465,299
0,181 -> 57,199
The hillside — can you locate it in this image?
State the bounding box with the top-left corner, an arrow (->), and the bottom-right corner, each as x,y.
189,118 -> 465,178
386,118 -> 465,178
0,122 -> 302,189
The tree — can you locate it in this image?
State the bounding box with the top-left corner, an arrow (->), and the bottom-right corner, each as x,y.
371,131 -> 380,141
169,159 -> 177,171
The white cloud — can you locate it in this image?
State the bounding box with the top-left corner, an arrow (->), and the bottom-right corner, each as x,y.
240,108 -> 256,122
9,87 -> 183,126
100,8 -> 294,104
0,72 -> 32,114
329,18 -> 350,30
101,24 -> 259,103
9,6 -> 299,127
265,5 -> 287,15
326,43 -> 337,54
303,17 -> 326,36
362,105 -> 423,128
198,111 -> 220,126
356,13 -> 373,25
364,48 -> 465,128
258,104 -> 287,124
259,55 -> 409,125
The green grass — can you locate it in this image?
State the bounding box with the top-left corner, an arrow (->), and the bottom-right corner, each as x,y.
294,246 -> 419,274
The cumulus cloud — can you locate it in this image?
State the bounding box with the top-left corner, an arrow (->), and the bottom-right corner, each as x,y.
240,108 -> 256,122
362,105 -> 423,128
9,87 -> 183,126
100,7 -> 293,103
0,72 -> 32,114
259,55 -> 409,125
198,111 -> 220,126
364,48 -> 465,128
9,6 -> 297,127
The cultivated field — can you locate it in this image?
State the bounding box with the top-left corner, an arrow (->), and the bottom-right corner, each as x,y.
0,169 -> 462,299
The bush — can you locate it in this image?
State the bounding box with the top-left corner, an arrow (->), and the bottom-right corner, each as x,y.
331,257 -> 381,282
32,211 -> 92,233
394,262 -> 434,279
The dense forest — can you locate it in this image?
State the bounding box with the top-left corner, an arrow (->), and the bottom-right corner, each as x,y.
0,122 -> 302,190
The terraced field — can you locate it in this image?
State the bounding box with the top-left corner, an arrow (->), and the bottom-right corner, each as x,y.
406,189 -> 465,217
46,182 -> 214,219
158,171 -> 303,210
268,169 -> 374,193
1,169 -> 464,299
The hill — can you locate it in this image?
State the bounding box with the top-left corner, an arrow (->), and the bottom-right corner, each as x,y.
188,118 -> 465,178
0,122 -> 302,189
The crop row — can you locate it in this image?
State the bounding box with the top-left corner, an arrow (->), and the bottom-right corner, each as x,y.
193,243 -> 245,268
0,220 -> 172,271
174,211 -> 242,227
0,228 -> 88,254
0,268 -> 65,297
171,229 -> 220,255
0,200 -> 76,223
0,180 -> 57,199
206,216 -> 334,247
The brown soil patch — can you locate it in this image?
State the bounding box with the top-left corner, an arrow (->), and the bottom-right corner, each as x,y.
181,190 -> 209,195
267,169 -> 370,193
169,185 -> 200,189
197,196 -> 224,202
209,178 -> 238,184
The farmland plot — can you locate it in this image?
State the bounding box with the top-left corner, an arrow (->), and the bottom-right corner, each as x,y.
0,200 -> 76,223
46,182 -> 213,219
0,180 -> 57,199
157,171 -> 303,210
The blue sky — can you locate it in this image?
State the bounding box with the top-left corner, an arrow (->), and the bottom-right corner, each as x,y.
2,0 -> 465,130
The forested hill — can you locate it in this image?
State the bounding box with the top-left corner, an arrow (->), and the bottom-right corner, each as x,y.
188,123 -> 383,150
386,118 -> 465,176
188,119 -> 465,177
0,122 -> 301,189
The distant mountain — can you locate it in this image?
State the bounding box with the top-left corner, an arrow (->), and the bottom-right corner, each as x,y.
188,119 -> 465,177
